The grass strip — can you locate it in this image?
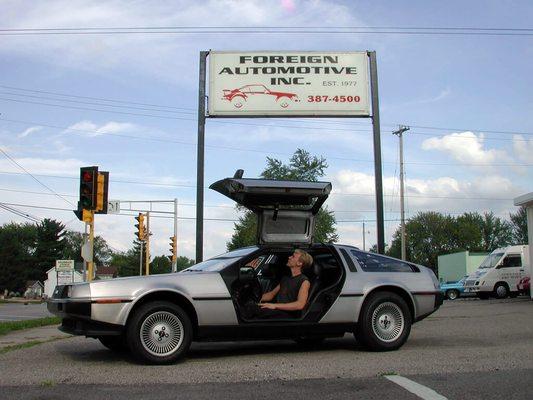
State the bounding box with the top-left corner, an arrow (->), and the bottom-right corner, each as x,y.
0,337 -> 64,355
0,316 -> 61,336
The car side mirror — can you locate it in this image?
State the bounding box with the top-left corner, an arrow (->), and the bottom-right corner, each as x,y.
239,267 -> 255,282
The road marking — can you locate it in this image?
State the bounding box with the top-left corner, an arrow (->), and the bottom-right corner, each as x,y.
385,375 -> 449,400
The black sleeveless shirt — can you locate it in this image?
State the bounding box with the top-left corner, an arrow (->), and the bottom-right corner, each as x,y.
276,274 -> 309,303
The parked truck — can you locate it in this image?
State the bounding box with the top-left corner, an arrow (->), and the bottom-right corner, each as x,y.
463,245 -> 530,299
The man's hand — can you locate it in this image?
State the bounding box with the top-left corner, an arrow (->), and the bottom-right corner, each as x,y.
259,303 -> 277,310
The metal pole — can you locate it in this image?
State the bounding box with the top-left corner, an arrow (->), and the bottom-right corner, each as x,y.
196,51 -> 208,263
173,198 -> 178,273
145,211 -> 150,275
368,51 -> 385,254
139,241 -> 143,276
363,221 -> 366,252
393,125 -> 410,260
87,215 -> 95,281
83,223 -> 88,281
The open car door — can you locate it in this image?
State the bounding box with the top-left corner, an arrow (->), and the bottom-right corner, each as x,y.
210,171 -> 331,245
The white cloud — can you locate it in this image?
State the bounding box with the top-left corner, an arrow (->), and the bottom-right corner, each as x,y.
328,169 -> 521,248
421,131 -> 510,165
63,120 -> 138,137
0,1 -> 364,83
513,134 -> 533,163
0,157 -> 85,175
17,126 -> 42,138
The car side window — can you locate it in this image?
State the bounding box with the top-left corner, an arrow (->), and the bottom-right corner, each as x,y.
501,255 -> 521,268
350,250 -> 414,272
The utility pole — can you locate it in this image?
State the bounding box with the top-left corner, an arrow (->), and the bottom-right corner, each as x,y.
362,221 -> 366,252
173,198 -> 178,273
392,125 -> 410,260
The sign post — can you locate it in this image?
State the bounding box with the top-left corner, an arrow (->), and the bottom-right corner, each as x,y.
196,51 -> 385,258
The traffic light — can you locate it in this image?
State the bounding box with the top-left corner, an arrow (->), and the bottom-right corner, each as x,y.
74,166 -> 98,221
95,171 -> 109,214
135,213 -> 146,241
169,236 -> 177,262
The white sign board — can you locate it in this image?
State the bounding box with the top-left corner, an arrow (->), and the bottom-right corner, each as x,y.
57,271 -> 73,285
55,259 -> 74,272
208,51 -> 370,117
107,200 -> 121,214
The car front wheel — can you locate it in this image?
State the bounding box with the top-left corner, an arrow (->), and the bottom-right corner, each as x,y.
355,291 -> 412,351
494,283 -> 509,299
127,301 -> 192,364
446,289 -> 460,300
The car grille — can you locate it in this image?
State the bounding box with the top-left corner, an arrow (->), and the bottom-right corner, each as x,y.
465,280 -> 476,287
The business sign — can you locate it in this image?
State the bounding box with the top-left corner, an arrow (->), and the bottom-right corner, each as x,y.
57,271 -> 74,285
55,259 -> 74,272
208,51 -> 370,117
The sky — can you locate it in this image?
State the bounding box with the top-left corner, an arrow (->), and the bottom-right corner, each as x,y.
0,0 -> 532,262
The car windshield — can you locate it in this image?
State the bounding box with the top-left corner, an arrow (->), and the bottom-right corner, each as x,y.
478,252 -> 504,269
181,247 -> 258,273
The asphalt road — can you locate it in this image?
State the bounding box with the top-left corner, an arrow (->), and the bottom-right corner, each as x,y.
0,302 -> 52,321
1,297 -> 532,399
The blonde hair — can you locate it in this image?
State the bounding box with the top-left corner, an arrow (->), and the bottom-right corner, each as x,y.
295,249 -> 313,269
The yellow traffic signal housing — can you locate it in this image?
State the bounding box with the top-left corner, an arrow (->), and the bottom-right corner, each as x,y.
135,213 -> 146,241
95,171 -> 109,214
169,236 -> 177,262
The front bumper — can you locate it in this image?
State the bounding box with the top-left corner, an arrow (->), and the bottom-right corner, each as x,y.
47,299 -> 124,337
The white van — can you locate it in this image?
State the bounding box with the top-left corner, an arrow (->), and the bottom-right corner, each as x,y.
463,245 -> 529,299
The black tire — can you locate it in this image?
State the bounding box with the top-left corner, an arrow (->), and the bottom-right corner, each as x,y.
477,292 -> 490,300
493,283 -> 509,299
98,335 -> 128,352
446,289 -> 460,300
294,336 -> 326,346
355,291 -> 412,351
509,292 -> 518,298
127,301 -> 192,364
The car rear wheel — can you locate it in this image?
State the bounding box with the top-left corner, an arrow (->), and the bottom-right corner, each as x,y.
446,289 -> 460,300
98,335 -> 128,352
355,291 -> 412,351
494,283 -> 509,299
231,96 -> 245,108
127,301 -> 192,364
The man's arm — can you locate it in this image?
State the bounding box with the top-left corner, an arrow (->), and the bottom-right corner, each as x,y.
261,280 -> 310,311
260,284 -> 280,302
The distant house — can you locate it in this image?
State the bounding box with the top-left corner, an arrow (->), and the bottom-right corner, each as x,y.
24,281 -> 44,298
95,265 -> 118,280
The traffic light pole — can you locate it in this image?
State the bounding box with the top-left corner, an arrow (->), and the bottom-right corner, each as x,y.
145,211 -> 150,275
87,213 -> 95,281
139,241 -> 144,276
173,198 -> 178,273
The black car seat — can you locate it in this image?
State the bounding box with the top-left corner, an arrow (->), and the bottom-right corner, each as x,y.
306,261 -> 323,304
258,263 -> 278,294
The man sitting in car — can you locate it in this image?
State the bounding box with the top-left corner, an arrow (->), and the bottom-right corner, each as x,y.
243,249 -> 313,319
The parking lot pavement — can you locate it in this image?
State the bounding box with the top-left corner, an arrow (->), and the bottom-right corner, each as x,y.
0,302 -> 53,321
0,297 -> 532,399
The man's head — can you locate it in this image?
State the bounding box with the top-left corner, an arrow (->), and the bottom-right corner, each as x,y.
287,249 -> 313,271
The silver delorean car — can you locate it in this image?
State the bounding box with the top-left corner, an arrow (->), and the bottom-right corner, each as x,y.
48,173 -> 443,364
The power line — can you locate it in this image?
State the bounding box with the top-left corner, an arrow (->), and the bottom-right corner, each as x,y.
0,172 -> 517,201
0,202 -> 41,223
0,26 -> 532,36
0,147 -> 75,207
2,117 -> 531,166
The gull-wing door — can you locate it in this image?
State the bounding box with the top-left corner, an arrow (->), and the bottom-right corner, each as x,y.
210,171 -> 331,245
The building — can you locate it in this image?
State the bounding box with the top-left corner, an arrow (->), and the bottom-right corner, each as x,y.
95,265 -> 118,280
437,250 -> 489,283
24,281 -> 44,298
43,266 -> 84,298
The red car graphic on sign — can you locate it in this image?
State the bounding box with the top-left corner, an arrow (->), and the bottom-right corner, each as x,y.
222,84 -> 299,109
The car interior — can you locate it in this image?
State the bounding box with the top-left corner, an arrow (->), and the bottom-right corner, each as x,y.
229,247 -> 345,323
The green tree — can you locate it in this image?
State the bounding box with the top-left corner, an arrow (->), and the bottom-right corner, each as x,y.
176,256 -> 195,271
387,212 -> 455,271
31,219 -> 66,282
151,255 -> 171,274
477,212 -> 513,251
510,206 -> 528,244
0,222 -> 37,292
111,240 -> 142,277
62,231 -> 113,265
227,149 -> 337,250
